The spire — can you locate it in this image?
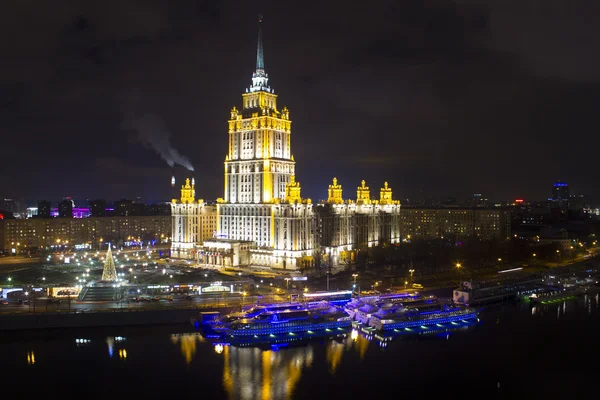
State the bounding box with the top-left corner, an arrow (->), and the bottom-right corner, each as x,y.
249,15 -> 270,92
101,243 -> 117,282
256,14 -> 265,72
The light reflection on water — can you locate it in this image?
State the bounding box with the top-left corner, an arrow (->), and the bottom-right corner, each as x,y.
12,295 -> 600,398
171,332 -> 204,365
221,344 -> 314,400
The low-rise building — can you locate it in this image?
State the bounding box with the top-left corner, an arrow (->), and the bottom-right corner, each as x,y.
0,215 -> 171,252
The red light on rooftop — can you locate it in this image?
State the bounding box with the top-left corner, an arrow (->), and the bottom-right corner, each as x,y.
515,199 -> 524,203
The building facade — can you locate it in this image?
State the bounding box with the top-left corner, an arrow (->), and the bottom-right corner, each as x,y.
169,19 -> 401,270
0,215 -> 171,253
400,207 -> 511,241
170,178 -> 217,259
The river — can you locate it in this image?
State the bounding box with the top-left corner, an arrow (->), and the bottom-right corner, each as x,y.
1,294 -> 599,399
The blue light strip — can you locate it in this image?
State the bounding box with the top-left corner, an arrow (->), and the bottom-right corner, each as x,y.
380,312 -> 478,331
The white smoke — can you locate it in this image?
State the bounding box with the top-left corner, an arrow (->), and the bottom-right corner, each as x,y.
124,113 -> 194,171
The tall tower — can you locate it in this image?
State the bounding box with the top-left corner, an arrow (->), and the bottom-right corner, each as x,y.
224,16 -> 294,204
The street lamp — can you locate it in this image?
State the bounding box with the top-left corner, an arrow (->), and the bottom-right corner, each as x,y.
455,262 -> 461,269
409,269 -> 415,284
285,278 -> 290,289
352,273 -> 358,284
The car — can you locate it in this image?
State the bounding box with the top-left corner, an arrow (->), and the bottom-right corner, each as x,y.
0,300 -> 8,305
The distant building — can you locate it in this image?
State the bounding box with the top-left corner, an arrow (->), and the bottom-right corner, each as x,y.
400,206 -> 511,241
37,200 -> 52,218
0,199 -> 20,215
58,198 -> 74,218
472,193 -> 489,207
115,199 -> 133,217
568,194 -> 590,212
72,208 -> 91,218
27,207 -> 38,218
538,228 -> 573,250
90,199 -> 107,217
148,203 -> 170,216
552,181 -> 569,204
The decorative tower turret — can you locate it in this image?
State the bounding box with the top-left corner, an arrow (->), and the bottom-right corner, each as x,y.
379,181 -> 394,205
356,180 -> 371,204
327,177 -> 344,204
180,178 -> 195,204
285,175 -> 302,203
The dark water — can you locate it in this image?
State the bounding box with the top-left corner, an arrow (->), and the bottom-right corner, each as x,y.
2,295 -> 600,399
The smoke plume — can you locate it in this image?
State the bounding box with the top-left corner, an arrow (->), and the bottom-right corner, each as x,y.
124,113 -> 194,171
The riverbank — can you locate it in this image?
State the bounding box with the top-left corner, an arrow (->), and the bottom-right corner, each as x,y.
0,305 -> 234,331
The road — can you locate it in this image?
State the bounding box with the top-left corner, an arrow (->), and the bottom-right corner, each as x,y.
0,293 -> 289,315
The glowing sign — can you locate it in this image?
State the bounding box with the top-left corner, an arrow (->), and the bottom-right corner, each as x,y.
292,277 -> 307,281
515,199 -> 524,203
303,290 -> 352,298
202,286 -> 230,293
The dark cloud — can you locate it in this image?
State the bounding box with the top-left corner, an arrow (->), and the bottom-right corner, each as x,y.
1,0 -> 599,204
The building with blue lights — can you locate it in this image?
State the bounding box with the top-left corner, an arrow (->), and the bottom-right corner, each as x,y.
552,181 -> 569,204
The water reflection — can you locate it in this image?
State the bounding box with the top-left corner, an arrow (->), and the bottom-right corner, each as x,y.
27,351 -> 35,365
170,333 -> 205,365
106,337 -> 114,358
326,341 -> 344,374
220,344 -> 313,400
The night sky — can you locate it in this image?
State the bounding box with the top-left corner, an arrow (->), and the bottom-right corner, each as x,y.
2,1 -> 600,205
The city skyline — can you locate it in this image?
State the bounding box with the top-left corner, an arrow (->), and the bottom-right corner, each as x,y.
2,2 -> 600,202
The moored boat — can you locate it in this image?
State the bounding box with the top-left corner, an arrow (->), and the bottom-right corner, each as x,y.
369,305 -> 479,332
226,304 -> 350,337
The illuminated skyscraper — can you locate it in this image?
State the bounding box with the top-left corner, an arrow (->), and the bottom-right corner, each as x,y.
215,17 -> 316,270
170,18 -> 400,270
